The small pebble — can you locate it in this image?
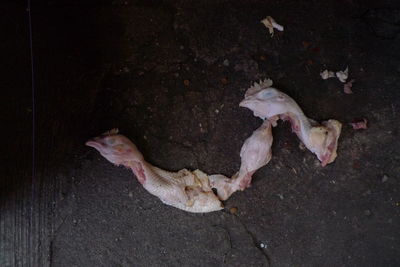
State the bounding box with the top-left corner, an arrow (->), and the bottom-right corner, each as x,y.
302,41 -> 311,49
260,243 -> 267,248
229,207 -> 238,215
382,174 -> 389,183
221,77 -> 229,85
298,142 -> 306,151
223,59 -> 230,66
362,190 -> 371,196
215,109 -> 219,114
364,210 -> 371,216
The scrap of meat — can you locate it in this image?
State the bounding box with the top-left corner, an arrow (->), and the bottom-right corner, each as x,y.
350,118 -> 368,130
343,79 -> 355,94
261,16 -> 284,37
335,67 -> 349,83
320,70 -> 335,80
210,120 -> 273,200
239,80 -> 342,166
86,129 -> 224,213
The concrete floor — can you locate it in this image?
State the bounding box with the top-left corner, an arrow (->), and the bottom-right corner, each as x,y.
1,0 -> 400,266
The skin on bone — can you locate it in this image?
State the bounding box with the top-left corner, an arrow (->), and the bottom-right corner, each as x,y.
209,120 -> 273,200
239,81 -> 342,166
86,129 -> 223,213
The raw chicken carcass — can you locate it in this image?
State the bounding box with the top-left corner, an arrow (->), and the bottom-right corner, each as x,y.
210,120 -> 273,200
86,129 -> 224,213
239,80 -> 342,166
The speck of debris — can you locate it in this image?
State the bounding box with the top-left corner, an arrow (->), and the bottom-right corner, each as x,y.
314,160 -> 321,168
215,109 -> 219,114
183,79 -> 190,86
179,45 -> 184,50
221,77 -> 229,85
382,174 -> 389,183
128,192 -> 133,198
364,210 -> 371,216
362,190 -> 371,196
223,59 -> 230,66
277,194 -> 284,200
260,243 -> 267,248
229,207 -> 238,215
298,142 -> 306,150
303,41 -> 311,49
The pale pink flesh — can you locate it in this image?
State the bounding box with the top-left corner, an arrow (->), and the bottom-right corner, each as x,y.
240,85 -> 342,166
85,132 -> 223,213
209,120 -> 273,200
350,118 -> 368,130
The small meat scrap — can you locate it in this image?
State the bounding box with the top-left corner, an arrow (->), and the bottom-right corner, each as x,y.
343,79 -> 355,94
261,16 -> 284,37
350,118 -> 368,130
320,70 -> 335,80
336,67 -> 349,83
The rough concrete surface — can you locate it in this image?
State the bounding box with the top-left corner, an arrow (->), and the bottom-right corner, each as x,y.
1,0 -> 400,266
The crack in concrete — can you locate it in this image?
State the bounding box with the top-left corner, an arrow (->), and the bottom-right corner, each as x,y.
223,210 -> 272,266
212,225 -> 233,265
